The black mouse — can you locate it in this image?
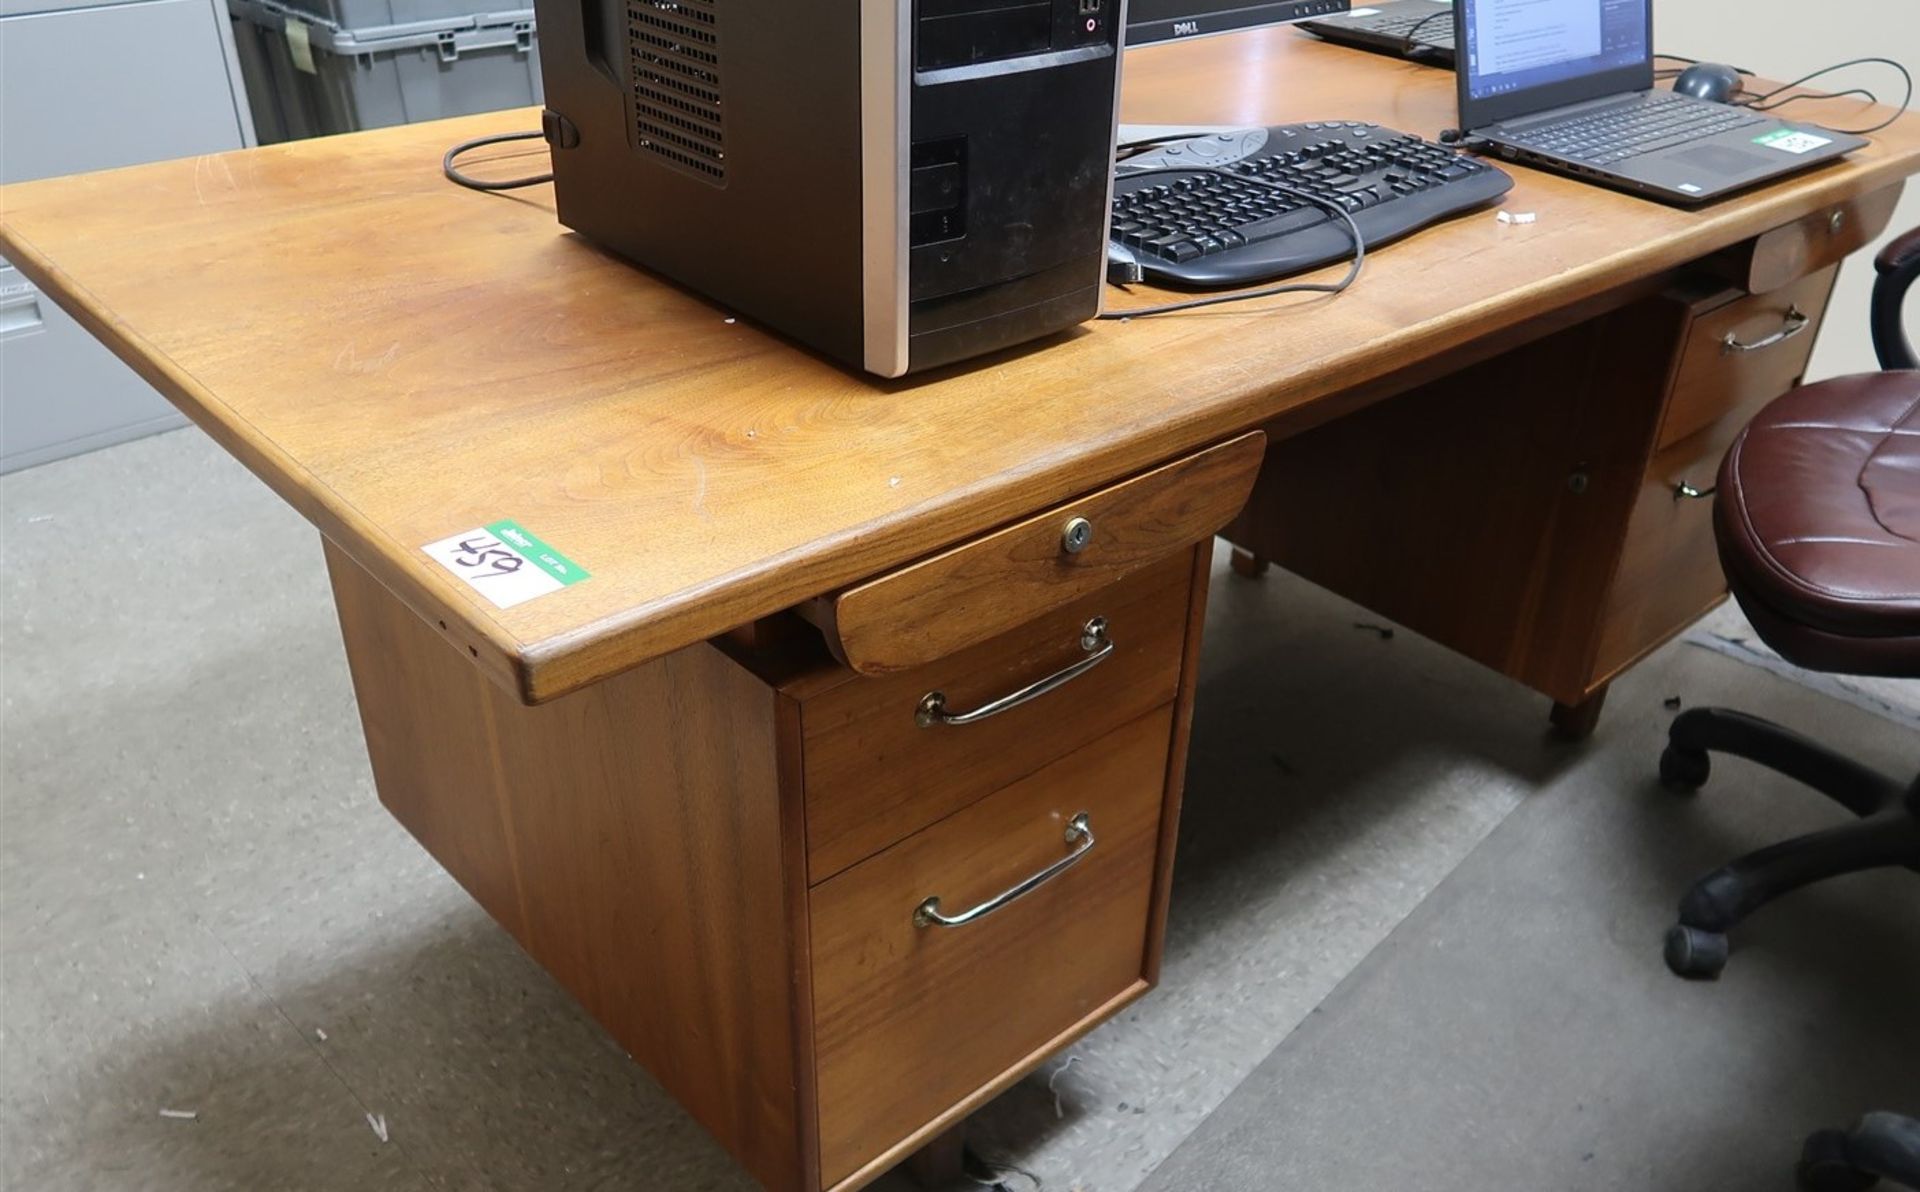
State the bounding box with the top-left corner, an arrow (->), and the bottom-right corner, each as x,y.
1674,62 -> 1743,104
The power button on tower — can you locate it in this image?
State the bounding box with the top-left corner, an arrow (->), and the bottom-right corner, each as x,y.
910,163 -> 962,216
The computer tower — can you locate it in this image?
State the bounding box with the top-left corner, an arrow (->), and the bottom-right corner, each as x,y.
533,0 -> 1126,377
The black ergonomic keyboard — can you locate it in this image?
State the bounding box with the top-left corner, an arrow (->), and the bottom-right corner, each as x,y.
1110,122 -> 1513,289
1503,92 -> 1764,166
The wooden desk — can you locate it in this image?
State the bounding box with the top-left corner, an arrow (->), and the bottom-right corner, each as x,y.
5,28 -> 1915,1192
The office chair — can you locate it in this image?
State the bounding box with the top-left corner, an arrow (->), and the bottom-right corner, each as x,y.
1654,226 -> 1920,1192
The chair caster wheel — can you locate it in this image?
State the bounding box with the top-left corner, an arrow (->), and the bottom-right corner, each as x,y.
1665,924 -> 1729,979
1797,1128 -> 1879,1192
1659,744 -> 1711,792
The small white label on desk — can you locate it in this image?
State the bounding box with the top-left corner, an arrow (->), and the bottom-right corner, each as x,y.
422,519 -> 589,609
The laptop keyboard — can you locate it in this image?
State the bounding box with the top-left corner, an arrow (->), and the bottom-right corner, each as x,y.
1506,92 -> 1765,166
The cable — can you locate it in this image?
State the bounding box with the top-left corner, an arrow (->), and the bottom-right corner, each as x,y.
1734,56 -> 1912,136
1115,132 -> 1216,163
1746,87 -> 1880,111
1097,165 -> 1366,319
1399,8 -> 1450,57
1654,53 -> 1757,75
443,130 -> 553,191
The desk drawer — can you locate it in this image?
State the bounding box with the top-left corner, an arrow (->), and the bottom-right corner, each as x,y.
810,706 -> 1170,1189
1595,394 -> 1767,679
1705,186 -> 1903,295
823,432 -> 1263,675
802,550 -> 1194,882
1658,266 -> 1835,451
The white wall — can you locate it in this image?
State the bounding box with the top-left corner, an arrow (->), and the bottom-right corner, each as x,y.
1653,0 -> 1920,377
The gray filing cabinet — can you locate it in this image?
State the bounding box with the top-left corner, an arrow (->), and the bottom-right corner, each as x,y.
1,0 -> 254,472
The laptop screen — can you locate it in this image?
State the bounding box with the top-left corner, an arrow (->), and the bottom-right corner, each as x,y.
1458,0 -> 1652,122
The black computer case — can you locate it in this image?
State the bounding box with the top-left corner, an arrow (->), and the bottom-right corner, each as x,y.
534,0 -> 1126,376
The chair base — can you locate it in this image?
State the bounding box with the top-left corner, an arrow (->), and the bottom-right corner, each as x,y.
1660,707 -> 1920,980
1800,1113 -> 1920,1191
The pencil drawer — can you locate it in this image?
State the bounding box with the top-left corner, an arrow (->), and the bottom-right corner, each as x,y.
809,706 -> 1172,1189
1658,266 -> 1835,451
801,549 -> 1195,881
819,432 -> 1262,675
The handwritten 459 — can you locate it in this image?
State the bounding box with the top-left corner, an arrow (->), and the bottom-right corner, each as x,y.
451,536 -> 525,579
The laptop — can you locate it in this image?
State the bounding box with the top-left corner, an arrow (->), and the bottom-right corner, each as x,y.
1453,0 -> 1865,203
1300,0 -> 1455,66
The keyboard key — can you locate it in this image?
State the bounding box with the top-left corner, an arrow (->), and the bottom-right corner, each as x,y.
1234,206 -> 1329,244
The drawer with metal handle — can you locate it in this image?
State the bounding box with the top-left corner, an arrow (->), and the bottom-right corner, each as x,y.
809,706 -> 1171,1190
1658,266 -> 1837,451
1596,386 -> 1779,679
800,548 -> 1199,884
811,431 -> 1263,676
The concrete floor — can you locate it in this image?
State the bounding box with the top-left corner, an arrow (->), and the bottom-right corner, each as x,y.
2,428 -> 1913,1192
1141,645 -> 1919,1192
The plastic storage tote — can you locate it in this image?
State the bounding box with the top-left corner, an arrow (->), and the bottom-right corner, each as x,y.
228,0 -> 540,142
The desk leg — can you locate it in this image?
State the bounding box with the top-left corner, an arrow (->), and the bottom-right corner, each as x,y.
1550,687 -> 1608,741
1228,548 -> 1270,580
903,1119 -> 968,1188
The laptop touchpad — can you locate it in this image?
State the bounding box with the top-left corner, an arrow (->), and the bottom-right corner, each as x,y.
1673,145 -> 1773,174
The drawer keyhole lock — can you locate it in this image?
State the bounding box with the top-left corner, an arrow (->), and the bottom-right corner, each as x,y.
1062,516 -> 1095,554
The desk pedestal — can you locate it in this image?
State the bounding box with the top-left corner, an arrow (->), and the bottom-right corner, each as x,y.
325,541 -> 1213,1192
1226,248 -> 1859,734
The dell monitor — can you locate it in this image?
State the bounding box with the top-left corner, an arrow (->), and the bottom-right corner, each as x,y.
1126,0 -> 1352,45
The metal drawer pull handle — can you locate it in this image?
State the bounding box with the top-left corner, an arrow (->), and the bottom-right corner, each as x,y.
915,618 -> 1113,728
1722,305 -> 1808,354
1674,481 -> 1717,501
914,813 -> 1095,929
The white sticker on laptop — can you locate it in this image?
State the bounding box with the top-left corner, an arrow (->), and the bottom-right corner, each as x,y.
1345,7 -> 1381,14
1753,129 -> 1833,155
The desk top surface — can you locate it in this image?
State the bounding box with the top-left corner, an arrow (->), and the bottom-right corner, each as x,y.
5,31 -> 1917,702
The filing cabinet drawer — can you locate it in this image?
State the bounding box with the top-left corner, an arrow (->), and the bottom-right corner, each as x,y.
802,549 -> 1194,881
810,706 -> 1171,1189
1658,266 -> 1835,451
822,431 -> 1263,675
1595,393 -> 1770,679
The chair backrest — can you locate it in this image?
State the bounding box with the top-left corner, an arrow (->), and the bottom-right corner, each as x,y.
1872,226 -> 1920,370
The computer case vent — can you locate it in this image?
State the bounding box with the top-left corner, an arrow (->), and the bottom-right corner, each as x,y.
625,0 -> 726,183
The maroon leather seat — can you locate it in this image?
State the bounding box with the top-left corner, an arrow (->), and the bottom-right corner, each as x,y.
1714,370 -> 1920,678
1664,229 -> 1920,1192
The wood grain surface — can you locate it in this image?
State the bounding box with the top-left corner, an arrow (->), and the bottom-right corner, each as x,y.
4,33 -> 1915,702
327,545 -> 819,1191
803,552 -> 1193,883
1657,268 -> 1834,450
1222,285 -> 1692,706
1704,184 -> 1903,294
824,432 -> 1261,674
1590,272 -> 1837,682
809,706 -> 1172,1188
